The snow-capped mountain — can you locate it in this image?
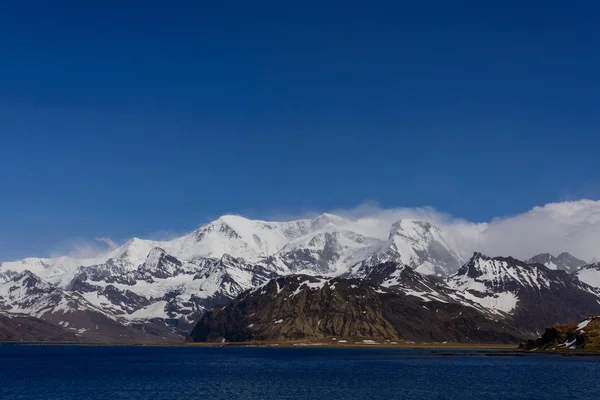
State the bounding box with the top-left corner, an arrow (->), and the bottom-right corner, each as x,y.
345,261 -> 484,311
0,214 -> 470,287
164,215 -> 303,262
0,271 -> 176,342
526,252 -> 586,273
270,228 -> 380,274
447,253 -> 600,333
349,220 -> 464,276
0,238 -> 162,287
0,215 -> 320,285
66,249 -> 277,332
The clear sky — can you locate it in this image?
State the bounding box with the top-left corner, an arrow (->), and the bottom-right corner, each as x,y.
1,0 -> 599,260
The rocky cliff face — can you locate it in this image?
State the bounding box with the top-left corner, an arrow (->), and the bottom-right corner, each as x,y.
189,275 -> 524,344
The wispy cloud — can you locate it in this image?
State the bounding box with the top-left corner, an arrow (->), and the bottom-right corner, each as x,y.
49,237 -> 113,260
95,237 -> 119,250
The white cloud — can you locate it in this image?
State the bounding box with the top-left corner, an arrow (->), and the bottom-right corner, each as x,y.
46,237 -> 119,261
477,200 -> 600,262
327,199 -> 600,262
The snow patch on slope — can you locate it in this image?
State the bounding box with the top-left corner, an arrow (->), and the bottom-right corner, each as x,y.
576,263 -> 600,288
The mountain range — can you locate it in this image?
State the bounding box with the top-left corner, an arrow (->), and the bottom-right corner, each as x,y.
1,213 -> 599,343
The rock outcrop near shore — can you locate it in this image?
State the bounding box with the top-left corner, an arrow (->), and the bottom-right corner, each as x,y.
521,315 -> 600,351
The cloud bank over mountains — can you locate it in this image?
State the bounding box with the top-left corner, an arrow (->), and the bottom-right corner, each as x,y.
328,199 -> 600,262
476,200 -> 600,262
7,199 -> 600,264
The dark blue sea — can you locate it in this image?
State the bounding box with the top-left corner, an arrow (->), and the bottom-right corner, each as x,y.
0,345 -> 599,399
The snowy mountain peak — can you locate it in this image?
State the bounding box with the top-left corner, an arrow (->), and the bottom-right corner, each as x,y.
108,237 -> 158,267
10,270 -> 51,290
388,219 -> 433,239
271,225 -> 380,275
466,251 -> 494,263
138,247 -> 184,278
145,247 -> 168,265
527,252 -> 552,262
310,213 -> 347,229
217,214 -> 252,224
557,252 -> 587,270
365,219 -> 463,276
168,215 -> 297,262
526,252 -> 586,273
558,252 -> 581,261
456,253 -> 529,280
449,252 -> 586,295
200,218 -> 241,240
217,253 -> 243,266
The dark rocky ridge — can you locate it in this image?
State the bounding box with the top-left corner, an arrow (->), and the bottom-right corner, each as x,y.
346,261 -> 446,291
189,275 -> 524,343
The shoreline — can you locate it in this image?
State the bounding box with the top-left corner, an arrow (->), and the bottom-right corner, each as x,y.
3,340 -> 600,355
182,340 -> 520,350
0,340 -> 520,350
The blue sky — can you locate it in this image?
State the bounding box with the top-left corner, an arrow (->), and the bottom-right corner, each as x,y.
1,1 -> 599,259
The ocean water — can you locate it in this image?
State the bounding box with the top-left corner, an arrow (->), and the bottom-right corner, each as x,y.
0,345 -> 599,399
